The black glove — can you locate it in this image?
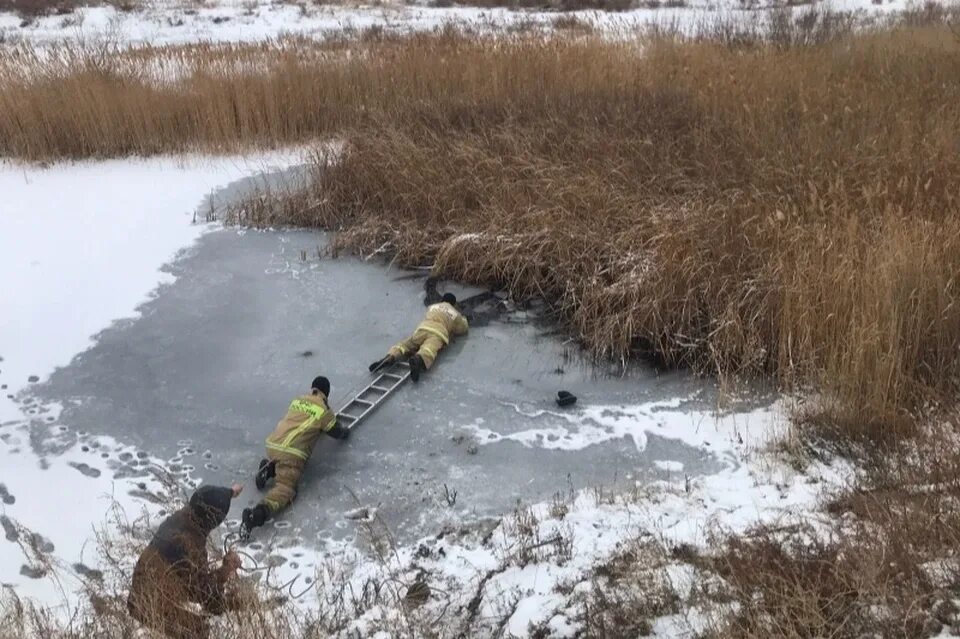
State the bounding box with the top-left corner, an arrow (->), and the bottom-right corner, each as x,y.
369,355 -> 395,373
327,422 -> 350,440
241,504 -> 269,537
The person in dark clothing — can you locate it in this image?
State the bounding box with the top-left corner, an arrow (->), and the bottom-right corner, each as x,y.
128,484 -> 244,639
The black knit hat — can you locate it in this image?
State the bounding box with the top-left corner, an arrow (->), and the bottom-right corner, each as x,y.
442,293 -> 457,305
311,376 -> 330,396
189,485 -> 233,531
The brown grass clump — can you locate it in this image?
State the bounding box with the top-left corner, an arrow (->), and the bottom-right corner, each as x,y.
0,0 -> 84,18
700,416 -> 960,638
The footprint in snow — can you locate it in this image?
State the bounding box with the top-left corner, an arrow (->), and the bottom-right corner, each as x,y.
1,515 -> 19,542
69,462 -> 102,478
29,532 -> 55,553
20,565 -> 47,579
265,555 -> 287,568
73,563 -> 104,582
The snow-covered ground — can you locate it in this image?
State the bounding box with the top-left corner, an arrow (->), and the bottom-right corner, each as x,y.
0,0 -> 915,48
301,397 -> 851,636
0,152 -> 307,605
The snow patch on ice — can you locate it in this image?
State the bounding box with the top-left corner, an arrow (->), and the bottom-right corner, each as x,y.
467,396 -> 778,456
288,399 -> 852,637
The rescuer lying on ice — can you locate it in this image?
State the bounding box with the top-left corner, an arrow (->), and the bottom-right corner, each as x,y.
368,293 -> 469,382
241,375 -> 349,536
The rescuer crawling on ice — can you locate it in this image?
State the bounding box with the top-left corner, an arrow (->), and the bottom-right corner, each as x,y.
241,375 -> 349,537
368,293 -> 469,382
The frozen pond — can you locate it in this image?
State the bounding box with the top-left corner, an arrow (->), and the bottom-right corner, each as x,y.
1,162 -> 780,603
32,226 -> 731,547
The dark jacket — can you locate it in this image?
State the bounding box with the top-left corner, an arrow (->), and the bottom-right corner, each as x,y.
128,485 -> 234,628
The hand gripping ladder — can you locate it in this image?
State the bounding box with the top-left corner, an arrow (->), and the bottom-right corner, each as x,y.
336,361 -> 411,431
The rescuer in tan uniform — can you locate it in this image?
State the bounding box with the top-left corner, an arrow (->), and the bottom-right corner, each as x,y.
369,293 -> 469,382
241,376 -> 348,537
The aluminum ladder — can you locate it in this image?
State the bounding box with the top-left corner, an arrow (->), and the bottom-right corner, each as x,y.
336,361 -> 411,431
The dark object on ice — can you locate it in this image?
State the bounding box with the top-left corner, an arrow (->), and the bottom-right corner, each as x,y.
556,391 -> 577,407
27,375 -> 39,383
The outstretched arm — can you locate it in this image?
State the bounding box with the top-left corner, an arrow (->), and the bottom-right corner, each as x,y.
323,412 -> 350,440
453,312 -> 469,336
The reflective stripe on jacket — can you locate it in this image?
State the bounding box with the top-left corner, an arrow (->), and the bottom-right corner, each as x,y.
416,302 -> 469,345
265,393 -> 336,461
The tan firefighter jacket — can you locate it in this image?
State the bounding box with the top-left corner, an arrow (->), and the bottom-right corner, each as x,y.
265,393 -> 337,462
416,302 -> 469,345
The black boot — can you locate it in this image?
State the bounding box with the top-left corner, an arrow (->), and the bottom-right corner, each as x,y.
369,355 -> 395,373
409,355 -> 425,383
255,459 -> 276,491
240,504 -> 269,539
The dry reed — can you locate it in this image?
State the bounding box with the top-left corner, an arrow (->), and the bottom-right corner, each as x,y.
229,20 -> 960,431
2,12 -> 959,428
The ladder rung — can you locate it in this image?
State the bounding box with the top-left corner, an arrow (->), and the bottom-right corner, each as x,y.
335,364 -> 411,431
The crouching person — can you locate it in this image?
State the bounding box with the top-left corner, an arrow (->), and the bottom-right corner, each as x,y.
241,375 -> 349,536
128,484 -> 244,639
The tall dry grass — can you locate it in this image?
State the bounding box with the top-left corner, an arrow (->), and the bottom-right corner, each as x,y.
2,13 -> 960,429
233,21 -> 960,429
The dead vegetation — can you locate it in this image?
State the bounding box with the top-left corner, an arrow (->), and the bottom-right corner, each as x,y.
223,12 -> 960,431
4,8 -> 960,638
690,421 -> 960,638
0,0 -> 86,19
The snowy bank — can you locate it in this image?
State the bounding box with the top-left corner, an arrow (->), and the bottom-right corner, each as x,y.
0,0 -> 915,47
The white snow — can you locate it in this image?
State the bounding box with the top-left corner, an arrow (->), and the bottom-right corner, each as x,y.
0,0 -> 917,48
466,397 -> 779,454
0,151 -> 306,606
